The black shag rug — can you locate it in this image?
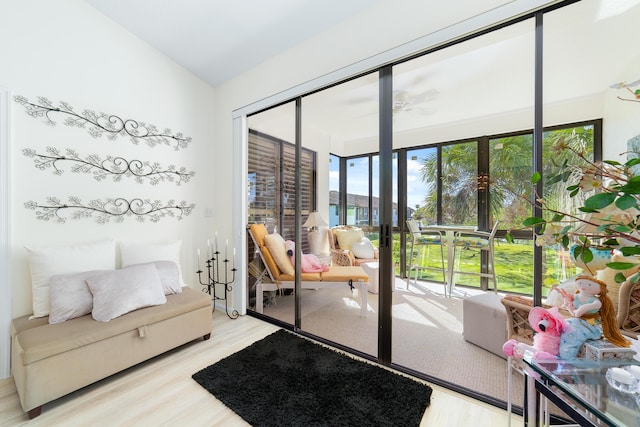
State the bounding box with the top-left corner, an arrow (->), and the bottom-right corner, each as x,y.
192,329 -> 432,426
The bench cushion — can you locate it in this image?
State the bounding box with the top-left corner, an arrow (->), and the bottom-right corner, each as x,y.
321,266 -> 369,282
277,266 -> 369,283
12,287 -> 210,365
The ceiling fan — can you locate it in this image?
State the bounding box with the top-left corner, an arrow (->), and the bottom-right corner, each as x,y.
348,88 -> 438,118
391,89 -> 438,115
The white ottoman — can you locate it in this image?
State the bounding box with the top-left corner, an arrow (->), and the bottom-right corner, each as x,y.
360,262 -> 379,294
463,292 -> 507,358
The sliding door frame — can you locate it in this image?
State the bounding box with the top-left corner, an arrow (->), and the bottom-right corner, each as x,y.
237,0 -> 581,406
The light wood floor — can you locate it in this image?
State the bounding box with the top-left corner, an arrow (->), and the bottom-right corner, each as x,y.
0,312 -> 522,426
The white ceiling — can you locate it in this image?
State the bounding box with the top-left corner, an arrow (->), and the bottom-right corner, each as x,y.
85,0 -> 381,87
85,0 -> 640,149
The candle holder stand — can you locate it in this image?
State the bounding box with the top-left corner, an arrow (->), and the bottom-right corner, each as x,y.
197,251 -> 239,319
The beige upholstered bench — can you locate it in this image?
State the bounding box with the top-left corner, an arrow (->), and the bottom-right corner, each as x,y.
11,287 -> 212,418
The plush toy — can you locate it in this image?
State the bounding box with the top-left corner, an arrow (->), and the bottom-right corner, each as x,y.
285,240 -> 329,273
558,275 -> 631,359
546,276 -> 578,308
503,306 -> 569,359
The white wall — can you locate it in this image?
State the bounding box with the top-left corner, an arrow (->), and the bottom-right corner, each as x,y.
0,0 -> 217,324
603,54 -> 640,161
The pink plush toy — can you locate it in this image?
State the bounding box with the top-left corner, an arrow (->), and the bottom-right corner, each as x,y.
285,240 -> 329,273
503,306 -> 570,359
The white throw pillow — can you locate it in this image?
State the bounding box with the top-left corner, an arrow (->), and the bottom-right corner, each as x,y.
263,233 -> 294,276
25,239 -> 116,318
350,237 -> 375,259
86,263 -> 167,322
120,240 -> 185,285
124,260 -> 182,295
48,269 -> 109,324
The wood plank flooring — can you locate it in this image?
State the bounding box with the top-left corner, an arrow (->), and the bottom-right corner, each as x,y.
0,312 -> 521,426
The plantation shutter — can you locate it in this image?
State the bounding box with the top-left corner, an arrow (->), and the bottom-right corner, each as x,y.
247,130 -> 315,250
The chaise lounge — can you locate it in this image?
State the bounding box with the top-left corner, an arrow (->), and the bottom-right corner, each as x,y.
248,223 -> 370,317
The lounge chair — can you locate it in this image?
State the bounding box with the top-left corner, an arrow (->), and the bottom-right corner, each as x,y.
248,223 -> 369,317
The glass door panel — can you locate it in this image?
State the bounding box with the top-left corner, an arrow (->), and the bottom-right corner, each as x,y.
441,141 -> 478,226
246,102 -> 297,325
390,18 -> 535,401
542,0 -> 640,292
301,72 -> 379,356
404,147 -> 441,281
329,154 -> 340,227
489,134 -> 534,293
346,156 -> 370,226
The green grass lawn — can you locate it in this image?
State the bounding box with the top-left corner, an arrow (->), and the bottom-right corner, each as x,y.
382,234 -> 578,297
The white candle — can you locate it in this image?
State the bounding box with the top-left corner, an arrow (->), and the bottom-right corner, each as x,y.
215,232 -> 218,253
233,248 -> 236,268
207,239 -> 212,259
225,239 -> 228,259
197,249 -> 201,268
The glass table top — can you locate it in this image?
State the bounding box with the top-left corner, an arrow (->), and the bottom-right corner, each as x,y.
526,358 -> 640,426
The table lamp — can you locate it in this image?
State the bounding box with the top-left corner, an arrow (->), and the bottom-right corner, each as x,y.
303,211 -> 329,256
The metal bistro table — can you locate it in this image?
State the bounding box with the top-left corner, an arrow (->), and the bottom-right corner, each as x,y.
524,356 -> 640,426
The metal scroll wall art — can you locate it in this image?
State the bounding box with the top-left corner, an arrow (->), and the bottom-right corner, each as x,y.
16,95 -> 196,223
25,197 -> 195,224
23,147 -> 195,186
14,96 -> 192,150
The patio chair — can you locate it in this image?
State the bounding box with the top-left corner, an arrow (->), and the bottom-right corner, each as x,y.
248,223 -> 370,317
327,225 -> 379,267
451,220 -> 500,293
617,276 -> 640,339
405,219 -> 447,294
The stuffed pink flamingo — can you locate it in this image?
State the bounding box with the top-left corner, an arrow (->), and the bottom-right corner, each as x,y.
503,306 -> 570,359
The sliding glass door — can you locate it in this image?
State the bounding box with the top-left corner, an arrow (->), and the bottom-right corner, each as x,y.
300,72 -> 380,355
390,17 -> 535,399
247,102 -> 298,325
242,0 -> 636,409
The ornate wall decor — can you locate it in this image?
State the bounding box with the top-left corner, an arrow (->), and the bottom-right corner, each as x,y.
611,79 -> 640,103
14,96 -> 192,150
25,197 -> 195,223
23,147 -> 195,185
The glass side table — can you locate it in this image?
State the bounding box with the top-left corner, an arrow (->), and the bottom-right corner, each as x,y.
524,357 -> 640,426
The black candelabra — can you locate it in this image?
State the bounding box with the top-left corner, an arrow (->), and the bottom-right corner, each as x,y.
197,250 -> 239,319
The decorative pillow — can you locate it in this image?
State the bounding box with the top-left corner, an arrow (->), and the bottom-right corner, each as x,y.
334,228 -> 363,251
264,233 -> 294,276
120,240 -> 185,285
48,269 -> 109,324
86,263 -> 166,322
350,237 -> 375,259
25,239 -> 116,318
125,260 -> 182,295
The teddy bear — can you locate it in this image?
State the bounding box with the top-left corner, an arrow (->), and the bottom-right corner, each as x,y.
285,240 -> 330,273
503,306 -> 569,359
